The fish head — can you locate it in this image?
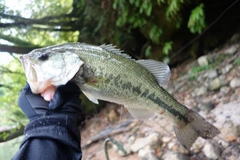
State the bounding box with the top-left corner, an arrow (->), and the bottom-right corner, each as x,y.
20,45 -> 84,94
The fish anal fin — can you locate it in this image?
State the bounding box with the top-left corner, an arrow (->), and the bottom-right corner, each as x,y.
82,91 -> 99,104
173,110 -> 220,150
136,60 -> 170,88
126,107 -> 155,119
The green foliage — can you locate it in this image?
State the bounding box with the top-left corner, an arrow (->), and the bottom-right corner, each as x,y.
0,59 -> 27,126
145,45 -> 152,57
71,0 -> 208,59
0,136 -> 23,160
162,41 -> 173,55
234,57 -> 240,66
188,3 -> 206,34
189,65 -> 210,80
27,0 -> 73,18
166,0 -> 183,18
162,41 -> 173,64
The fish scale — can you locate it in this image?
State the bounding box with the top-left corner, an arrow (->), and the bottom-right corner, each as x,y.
73,45 -> 188,121
20,42 -> 220,150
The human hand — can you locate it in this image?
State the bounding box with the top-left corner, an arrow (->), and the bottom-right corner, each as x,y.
18,82 -> 82,121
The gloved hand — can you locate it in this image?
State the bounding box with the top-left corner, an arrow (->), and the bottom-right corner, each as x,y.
18,82 -> 82,121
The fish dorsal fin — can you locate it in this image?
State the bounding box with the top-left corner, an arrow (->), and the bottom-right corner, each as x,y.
100,44 -> 133,59
136,60 -> 171,87
126,107 -> 155,119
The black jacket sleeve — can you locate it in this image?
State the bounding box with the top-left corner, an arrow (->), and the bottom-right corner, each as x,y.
12,114 -> 82,160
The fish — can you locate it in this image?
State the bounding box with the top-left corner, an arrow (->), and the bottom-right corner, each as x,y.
20,42 -> 220,150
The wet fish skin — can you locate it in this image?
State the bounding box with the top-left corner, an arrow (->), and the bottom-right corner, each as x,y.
20,43 -> 220,150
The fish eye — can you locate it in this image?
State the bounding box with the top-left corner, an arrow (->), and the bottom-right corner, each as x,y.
38,54 -> 49,61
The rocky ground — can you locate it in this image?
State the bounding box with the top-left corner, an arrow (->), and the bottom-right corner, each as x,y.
80,33 -> 240,160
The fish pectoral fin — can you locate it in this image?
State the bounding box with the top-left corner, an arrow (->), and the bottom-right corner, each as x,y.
82,91 -> 99,104
136,60 -> 170,88
126,107 -> 155,119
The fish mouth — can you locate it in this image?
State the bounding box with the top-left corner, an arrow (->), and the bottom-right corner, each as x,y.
20,55 -> 50,94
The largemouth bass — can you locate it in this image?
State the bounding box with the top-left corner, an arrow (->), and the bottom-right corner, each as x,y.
20,43 -> 220,149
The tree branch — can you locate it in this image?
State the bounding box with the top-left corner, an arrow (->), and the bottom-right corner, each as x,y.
0,125 -> 25,142
0,44 -> 36,54
0,13 -> 78,30
0,84 -> 12,89
0,13 -> 76,22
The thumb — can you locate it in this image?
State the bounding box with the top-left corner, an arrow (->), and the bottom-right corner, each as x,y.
41,85 -> 56,102
48,89 -> 65,110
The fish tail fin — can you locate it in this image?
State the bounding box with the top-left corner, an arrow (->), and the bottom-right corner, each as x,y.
173,110 -> 220,150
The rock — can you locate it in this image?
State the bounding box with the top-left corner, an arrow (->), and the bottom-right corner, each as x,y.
203,141 -> 221,160
218,139 -> 230,148
162,136 -> 171,143
138,147 -> 158,160
221,64 -> 233,74
162,151 -> 189,160
198,103 -> 215,113
220,86 -> 230,95
117,143 -> 131,157
209,78 -> 221,90
230,33 -> 240,43
127,136 -> 135,144
168,142 -> 176,150
107,108 -> 119,122
223,45 -> 238,54
197,55 -> 208,66
194,86 -> 207,96
232,124 -> 240,137
130,132 -> 161,152
147,132 -> 161,150
221,145 -> 240,160
196,74 -> 205,82
207,70 -> 218,79
230,78 -> 240,88
130,137 -> 148,153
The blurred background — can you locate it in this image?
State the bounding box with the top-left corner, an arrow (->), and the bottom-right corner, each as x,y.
0,0 -> 240,159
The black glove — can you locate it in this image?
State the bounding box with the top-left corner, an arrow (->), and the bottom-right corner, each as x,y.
18,82 -> 82,121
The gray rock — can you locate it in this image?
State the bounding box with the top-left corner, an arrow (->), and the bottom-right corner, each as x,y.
130,132 -> 161,153
209,78 -> 221,90
203,141 -> 220,160
130,137 -> 148,153
138,148 -> 158,160
207,70 -> 218,79
218,139 -> 230,148
230,78 -> 240,88
232,124 -> 240,137
162,136 -> 171,143
198,103 -> 215,113
220,86 -> 230,95
221,145 -> 240,160
223,45 -> 238,54
197,55 -> 208,66
115,143 -> 131,157
221,64 -> 233,74
146,132 -> 161,150
127,135 -> 135,144
162,151 -> 189,160
195,86 -> 207,96
230,33 -> 240,43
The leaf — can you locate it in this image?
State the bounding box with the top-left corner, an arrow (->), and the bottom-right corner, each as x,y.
145,45 -> 152,57
162,41 -> 173,55
187,3 -> 206,34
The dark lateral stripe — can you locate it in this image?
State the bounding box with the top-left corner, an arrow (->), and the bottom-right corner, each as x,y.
147,93 -> 189,123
